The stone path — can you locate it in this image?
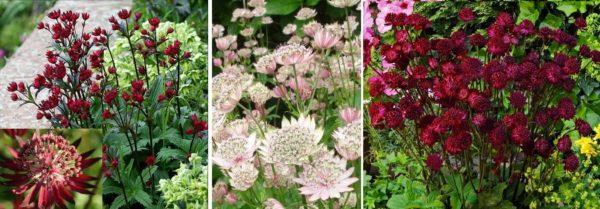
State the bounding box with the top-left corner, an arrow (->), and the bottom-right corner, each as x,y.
0,0 -> 131,128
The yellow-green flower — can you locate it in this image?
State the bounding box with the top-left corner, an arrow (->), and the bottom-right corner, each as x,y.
575,136 -> 598,159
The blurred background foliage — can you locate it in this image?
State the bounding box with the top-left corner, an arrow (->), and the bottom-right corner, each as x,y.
0,129 -> 103,209
0,0 -> 56,68
133,0 -> 208,40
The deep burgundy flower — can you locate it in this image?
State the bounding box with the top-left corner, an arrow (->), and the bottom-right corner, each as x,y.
575,119 -> 592,136
515,19 -> 535,36
557,98 -> 575,119
489,125 -> 506,149
409,65 -> 428,79
385,110 -> 404,129
48,9 -> 61,19
486,37 -> 509,56
420,127 -> 437,146
149,17 -> 160,27
510,125 -> 530,146
469,34 -> 486,47
117,9 -> 130,19
368,76 -> 385,97
425,153 -> 443,172
574,17 -> 587,29
145,155 -> 155,166
434,38 -> 454,56
467,91 -> 490,112
102,109 -> 112,119
580,45 -> 591,57
458,7 -> 475,22
563,153 -> 579,172
369,102 -> 388,128
103,89 -> 118,105
0,133 -> 98,209
7,81 -> 17,92
534,139 -> 553,158
509,92 -> 526,109
444,132 -> 472,155
413,38 -> 431,55
407,14 -> 431,30
557,135 -> 572,153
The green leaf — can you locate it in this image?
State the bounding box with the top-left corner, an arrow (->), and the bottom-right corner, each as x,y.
305,0 -> 319,6
132,190 -> 153,208
265,0 -> 302,15
450,193 -> 462,209
157,147 -> 186,162
109,195 -> 126,209
517,1 -> 539,23
540,13 -> 564,29
557,4 -> 578,17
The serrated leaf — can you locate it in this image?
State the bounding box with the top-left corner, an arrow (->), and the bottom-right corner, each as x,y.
157,147 -> 186,162
133,190 -> 153,208
109,195 -> 126,209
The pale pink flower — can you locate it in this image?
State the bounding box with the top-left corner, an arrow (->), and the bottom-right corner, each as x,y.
264,198 -> 286,209
339,107 -> 360,124
294,152 -> 358,201
213,58 -> 223,67
225,192 -> 238,204
213,134 -> 259,169
273,43 -> 314,65
212,181 -> 229,201
263,162 -> 296,188
333,121 -> 361,161
296,8 -> 317,20
215,35 -> 237,51
314,28 -> 341,49
260,114 -> 323,165
287,76 -> 312,100
228,162 -> 259,191
255,54 -> 277,74
303,21 -> 323,37
272,85 -> 288,98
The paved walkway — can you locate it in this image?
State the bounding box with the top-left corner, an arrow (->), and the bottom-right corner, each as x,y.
0,0 -> 131,128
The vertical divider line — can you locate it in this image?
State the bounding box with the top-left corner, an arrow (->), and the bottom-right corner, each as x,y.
359,1 -> 365,209
207,0 -> 213,208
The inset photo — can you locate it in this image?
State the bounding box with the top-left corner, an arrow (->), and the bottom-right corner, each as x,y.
212,0 -> 361,208
0,129 -> 102,209
364,1 -> 600,209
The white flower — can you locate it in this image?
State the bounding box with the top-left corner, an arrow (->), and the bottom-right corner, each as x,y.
273,43 -> 314,66
247,82 -> 272,105
255,54 -> 277,74
213,134 -> 259,169
263,162 -> 296,188
296,8 -> 317,20
212,72 -> 254,113
262,16 -> 273,24
294,151 -> 358,201
240,28 -> 254,37
248,0 -> 266,7
333,120 -> 361,161
260,114 -> 323,165
228,162 -> 259,191
327,0 -> 360,8
264,198 -> 285,209
213,24 -> 225,37
283,24 -> 297,35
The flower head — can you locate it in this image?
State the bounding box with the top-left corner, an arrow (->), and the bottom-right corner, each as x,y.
294,151 -> 358,201
313,28 -> 341,49
213,134 -> 259,169
227,162 -> 258,191
264,198 -> 285,209
0,133 -> 98,209
260,114 -> 323,165
273,43 -> 314,65
333,120 -> 361,160
575,136 -> 598,159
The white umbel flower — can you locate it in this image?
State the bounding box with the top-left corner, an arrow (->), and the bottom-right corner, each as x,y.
294,152 -> 358,201
260,114 -> 323,165
333,120 -> 361,161
228,162 -> 259,191
213,134 -> 259,169
295,8 -> 317,20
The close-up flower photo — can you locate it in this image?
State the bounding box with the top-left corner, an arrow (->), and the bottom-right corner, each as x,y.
0,129 -> 102,209
364,1 -> 600,209
211,0 -> 361,208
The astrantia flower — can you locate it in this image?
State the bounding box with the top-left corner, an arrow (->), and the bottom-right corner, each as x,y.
247,82 -> 272,105
273,43 -> 314,65
254,54 -> 277,74
333,120 -> 361,160
213,134 -> 259,169
260,114 -> 323,165
534,139 -> 553,158
0,133 -> 98,208
327,0 -> 360,8
264,198 -> 285,209
313,28 -> 341,49
263,162 -> 296,188
563,153 -> 579,172
425,153 -> 443,172
458,7 -> 475,22
444,132 -> 472,155
575,119 -> 592,136
557,136 -> 572,153
296,8 -> 317,20
227,162 -> 259,191
294,152 -> 358,201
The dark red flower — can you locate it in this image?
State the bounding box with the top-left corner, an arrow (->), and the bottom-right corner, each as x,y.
117,9 -> 130,19
557,98 -> 575,119
420,127 -> 437,146
557,135 -> 572,153
574,17 -> 587,29
0,133 -> 98,209
489,125 -> 506,149
515,20 -> 535,36
102,109 -> 113,119
48,9 -> 61,19
469,33 -> 486,47
467,91 -> 490,112
534,139 -> 553,158
444,132 -> 472,155
563,153 -> 579,172
413,38 -> 431,55
385,110 -> 404,129
510,125 -> 530,146
425,153 -> 443,172
575,119 -> 592,136
509,92 -> 526,109
145,155 -> 155,166
458,7 -> 475,22
149,17 -> 160,27
7,81 -> 17,92
369,102 -> 388,128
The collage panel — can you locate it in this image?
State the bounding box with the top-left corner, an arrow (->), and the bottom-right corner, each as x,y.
211,0 -> 361,208
0,0 -> 209,208
364,1 -> 600,209
0,129 -> 102,208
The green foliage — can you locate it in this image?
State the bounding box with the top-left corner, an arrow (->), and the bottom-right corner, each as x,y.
159,154 -> 208,209
133,0 -> 208,39
105,21 -> 208,110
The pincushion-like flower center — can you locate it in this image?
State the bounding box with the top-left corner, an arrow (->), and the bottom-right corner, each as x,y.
266,126 -> 316,165
20,135 -> 82,186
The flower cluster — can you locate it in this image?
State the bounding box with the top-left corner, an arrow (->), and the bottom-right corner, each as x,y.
365,1 -> 596,207
212,0 -> 361,208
